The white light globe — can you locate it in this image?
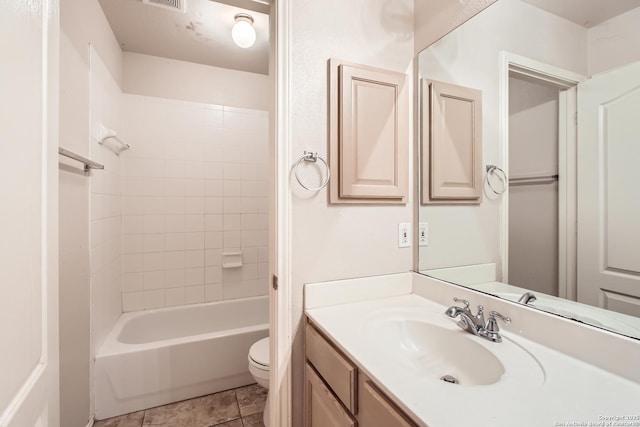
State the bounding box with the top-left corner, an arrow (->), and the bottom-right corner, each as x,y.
232,16 -> 256,48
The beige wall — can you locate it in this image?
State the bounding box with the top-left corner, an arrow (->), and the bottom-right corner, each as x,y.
414,0 -> 497,54
59,0 -> 122,424
123,52 -> 270,110
288,0 -> 414,423
588,6 -> 640,76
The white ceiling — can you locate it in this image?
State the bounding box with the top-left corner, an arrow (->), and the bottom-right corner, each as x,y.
521,0 -> 640,27
98,0 -> 270,75
100,0 -> 639,75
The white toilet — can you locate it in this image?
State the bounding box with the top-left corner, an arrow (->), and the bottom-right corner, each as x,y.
248,337 -> 270,426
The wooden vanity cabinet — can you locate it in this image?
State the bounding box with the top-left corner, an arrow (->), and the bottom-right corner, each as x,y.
305,319 -> 419,427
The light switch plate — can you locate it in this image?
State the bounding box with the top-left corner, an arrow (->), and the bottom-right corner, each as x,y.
418,222 -> 429,246
399,223 -> 411,247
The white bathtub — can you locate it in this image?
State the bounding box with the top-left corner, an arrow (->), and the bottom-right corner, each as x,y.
94,296 -> 268,420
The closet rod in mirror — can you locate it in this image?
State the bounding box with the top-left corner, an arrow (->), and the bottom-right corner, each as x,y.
509,174 -> 559,185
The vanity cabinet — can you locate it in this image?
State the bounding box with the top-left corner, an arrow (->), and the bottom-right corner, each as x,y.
305,319 -> 419,427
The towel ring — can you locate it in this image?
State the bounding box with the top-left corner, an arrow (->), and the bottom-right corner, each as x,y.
294,151 -> 330,191
486,165 -> 507,195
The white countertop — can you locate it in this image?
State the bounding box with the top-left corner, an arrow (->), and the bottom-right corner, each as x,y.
305,293 -> 640,427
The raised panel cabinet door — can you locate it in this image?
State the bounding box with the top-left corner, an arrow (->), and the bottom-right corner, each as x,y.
328,59 -> 408,204
305,363 -> 357,427
358,379 -> 417,427
426,79 -> 482,202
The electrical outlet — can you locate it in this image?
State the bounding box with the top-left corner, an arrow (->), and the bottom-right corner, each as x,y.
418,222 -> 429,246
398,223 -> 411,248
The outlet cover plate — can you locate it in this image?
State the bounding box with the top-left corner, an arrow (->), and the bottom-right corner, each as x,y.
418,222 -> 429,246
399,223 -> 411,248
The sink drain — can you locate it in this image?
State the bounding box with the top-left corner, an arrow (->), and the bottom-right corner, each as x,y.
440,375 -> 459,384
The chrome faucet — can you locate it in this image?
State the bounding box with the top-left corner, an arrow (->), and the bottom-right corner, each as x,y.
518,292 -> 537,305
445,297 -> 511,343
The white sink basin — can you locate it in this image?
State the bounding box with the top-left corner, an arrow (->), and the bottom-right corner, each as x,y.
364,308 -> 545,387
371,319 -> 505,385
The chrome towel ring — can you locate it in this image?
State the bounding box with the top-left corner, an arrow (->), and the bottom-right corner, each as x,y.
294,151 -> 330,191
486,164 -> 507,195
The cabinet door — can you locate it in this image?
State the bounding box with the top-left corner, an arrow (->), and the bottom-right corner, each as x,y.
422,78 -> 482,203
358,379 -> 417,427
305,363 -> 357,427
305,322 -> 357,413
329,58 -> 408,204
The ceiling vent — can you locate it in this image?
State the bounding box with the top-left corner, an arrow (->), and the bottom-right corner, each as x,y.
142,0 -> 186,12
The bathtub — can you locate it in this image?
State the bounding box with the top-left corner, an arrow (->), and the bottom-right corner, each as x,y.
94,296 -> 268,420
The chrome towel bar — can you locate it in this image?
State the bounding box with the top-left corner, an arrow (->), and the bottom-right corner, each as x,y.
59,147 -> 104,172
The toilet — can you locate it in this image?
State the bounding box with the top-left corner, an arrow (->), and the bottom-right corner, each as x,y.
248,337 -> 270,426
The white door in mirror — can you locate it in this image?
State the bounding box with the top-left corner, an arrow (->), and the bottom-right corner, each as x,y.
577,60 -> 640,317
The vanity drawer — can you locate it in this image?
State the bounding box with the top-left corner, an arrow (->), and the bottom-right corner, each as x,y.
305,363 -> 357,427
358,378 -> 418,427
305,321 -> 358,413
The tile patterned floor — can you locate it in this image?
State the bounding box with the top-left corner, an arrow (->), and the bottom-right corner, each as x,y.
94,384 -> 267,427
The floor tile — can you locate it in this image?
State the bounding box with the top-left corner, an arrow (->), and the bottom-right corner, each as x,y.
235,384 -> 267,417
142,390 -> 239,427
241,413 -> 264,427
94,411 -> 144,427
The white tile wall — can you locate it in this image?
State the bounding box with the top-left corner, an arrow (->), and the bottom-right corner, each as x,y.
89,48 -> 124,355
120,95 -> 269,311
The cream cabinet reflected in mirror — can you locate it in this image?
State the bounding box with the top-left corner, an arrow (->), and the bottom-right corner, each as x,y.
421,79 -> 483,204
417,0 -> 640,340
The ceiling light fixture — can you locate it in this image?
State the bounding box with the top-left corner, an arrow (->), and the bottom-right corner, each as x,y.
232,13 -> 256,49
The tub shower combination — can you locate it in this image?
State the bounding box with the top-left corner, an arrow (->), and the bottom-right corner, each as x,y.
94,296 -> 269,420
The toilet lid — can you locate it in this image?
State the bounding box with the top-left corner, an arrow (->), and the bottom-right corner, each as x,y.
249,337 -> 269,367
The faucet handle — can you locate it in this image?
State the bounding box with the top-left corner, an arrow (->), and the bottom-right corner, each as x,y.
480,311 -> 512,343
474,305 -> 485,325
453,297 -> 470,309
490,311 -> 511,323
485,311 -> 511,332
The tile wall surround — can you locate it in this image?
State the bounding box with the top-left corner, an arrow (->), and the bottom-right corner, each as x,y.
119,94 -> 269,312
90,48 -> 124,355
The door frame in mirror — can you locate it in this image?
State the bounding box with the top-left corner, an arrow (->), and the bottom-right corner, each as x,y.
498,52 -> 586,300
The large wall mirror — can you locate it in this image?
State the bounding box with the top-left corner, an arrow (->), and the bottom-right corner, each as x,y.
417,0 -> 640,340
